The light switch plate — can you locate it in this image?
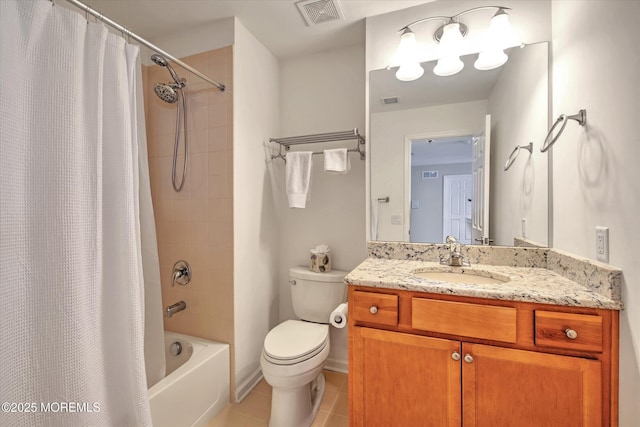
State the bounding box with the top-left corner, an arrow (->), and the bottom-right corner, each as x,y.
596,226 -> 609,262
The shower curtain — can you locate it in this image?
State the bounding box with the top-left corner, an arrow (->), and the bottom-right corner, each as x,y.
0,1 -> 161,425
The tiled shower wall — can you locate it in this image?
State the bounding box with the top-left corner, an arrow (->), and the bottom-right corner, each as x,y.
143,46 -> 234,376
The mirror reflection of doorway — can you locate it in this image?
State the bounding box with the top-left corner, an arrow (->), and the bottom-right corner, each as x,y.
409,135 -> 473,243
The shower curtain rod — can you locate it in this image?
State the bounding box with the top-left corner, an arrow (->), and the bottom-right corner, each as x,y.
55,0 -> 226,92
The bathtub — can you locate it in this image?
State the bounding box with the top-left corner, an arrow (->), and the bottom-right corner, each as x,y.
148,332 -> 230,427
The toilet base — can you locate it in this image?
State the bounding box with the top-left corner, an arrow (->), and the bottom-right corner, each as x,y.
269,372 -> 325,427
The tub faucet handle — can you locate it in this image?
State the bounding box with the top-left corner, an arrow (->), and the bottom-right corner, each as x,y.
172,260 -> 192,286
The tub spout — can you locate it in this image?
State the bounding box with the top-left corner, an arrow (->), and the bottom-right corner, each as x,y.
165,301 -> 186,318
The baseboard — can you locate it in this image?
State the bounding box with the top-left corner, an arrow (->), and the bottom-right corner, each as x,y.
324,357 -> 348,374
235,368 -> 263,403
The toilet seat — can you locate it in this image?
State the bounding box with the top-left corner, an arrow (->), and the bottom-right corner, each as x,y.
264,320 -> 329,365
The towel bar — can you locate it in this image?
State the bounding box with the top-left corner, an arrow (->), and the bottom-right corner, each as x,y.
270,128 -> 366,161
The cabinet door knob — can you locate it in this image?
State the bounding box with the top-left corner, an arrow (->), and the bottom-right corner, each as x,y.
369,306 -> 378,314
464,354 -> 474,364
565,328 -> 578,339
451,352 -> 461,361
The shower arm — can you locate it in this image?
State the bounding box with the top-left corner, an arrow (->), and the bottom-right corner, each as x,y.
59,0 -> 226,92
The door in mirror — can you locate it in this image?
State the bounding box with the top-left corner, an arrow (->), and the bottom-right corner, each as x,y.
472,115 -> 491,245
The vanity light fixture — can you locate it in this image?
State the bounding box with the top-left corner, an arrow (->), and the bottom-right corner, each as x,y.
394,6 -> 520,81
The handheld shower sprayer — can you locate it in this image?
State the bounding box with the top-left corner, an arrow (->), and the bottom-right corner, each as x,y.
151,54 -> 183,87
151,53 -> 188,192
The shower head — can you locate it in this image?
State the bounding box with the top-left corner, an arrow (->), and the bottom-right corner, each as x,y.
150,53 -> 169,67
151,53 -> 184,87
154,82 -> 180,103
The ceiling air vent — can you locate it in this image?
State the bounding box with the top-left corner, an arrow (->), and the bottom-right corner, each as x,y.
381,97 -> 399,105
296,0 -> 345,26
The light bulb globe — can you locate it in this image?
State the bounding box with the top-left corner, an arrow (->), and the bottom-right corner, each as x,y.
439,22 -> 465,54
434,56 -> 463,76
474,49 -> 508,70
396,62 -> 425,81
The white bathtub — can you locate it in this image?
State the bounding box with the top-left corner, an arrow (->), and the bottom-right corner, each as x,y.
148,332 -> 230,427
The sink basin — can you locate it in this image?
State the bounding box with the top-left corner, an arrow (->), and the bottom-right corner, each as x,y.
413,269 -> 510,285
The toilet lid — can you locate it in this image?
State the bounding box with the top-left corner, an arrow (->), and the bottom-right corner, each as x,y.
264,320 -> 328,363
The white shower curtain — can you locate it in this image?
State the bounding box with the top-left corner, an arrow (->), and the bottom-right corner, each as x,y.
0,1 -> 158,425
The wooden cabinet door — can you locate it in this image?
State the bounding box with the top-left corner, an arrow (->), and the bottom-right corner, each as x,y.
351,327 -> 461,427
462,343 -> 602,427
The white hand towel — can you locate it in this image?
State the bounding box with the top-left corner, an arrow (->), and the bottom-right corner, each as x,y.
286,151 -> 313,208
324,148 -> 351,174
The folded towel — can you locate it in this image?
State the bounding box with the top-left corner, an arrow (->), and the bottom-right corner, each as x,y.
324,148 -> 350,174
286,151 -> 313,208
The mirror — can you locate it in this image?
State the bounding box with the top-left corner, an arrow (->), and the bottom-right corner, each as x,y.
369,42 -> 549,246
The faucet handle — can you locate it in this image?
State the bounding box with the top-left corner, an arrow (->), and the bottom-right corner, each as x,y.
172,260 -> 192,286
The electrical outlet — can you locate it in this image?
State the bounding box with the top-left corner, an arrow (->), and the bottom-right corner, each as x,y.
596,226 -> 609,262
391,215 -> 402,225
521,218 -> 527,238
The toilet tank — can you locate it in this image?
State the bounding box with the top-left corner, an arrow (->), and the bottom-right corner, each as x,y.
289,267 -> 347,324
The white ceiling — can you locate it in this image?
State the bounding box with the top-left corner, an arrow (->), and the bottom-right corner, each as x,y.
80,0 -> 431,59
411,135 -> 473,166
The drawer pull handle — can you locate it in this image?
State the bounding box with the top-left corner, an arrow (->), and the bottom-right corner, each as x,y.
464,354 -> 474,364
565,328 -> 578,339
369,306 -> 378,315
451,352 -> 461,361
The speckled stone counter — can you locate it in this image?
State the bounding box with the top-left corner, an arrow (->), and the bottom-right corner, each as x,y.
367,241 -> 548,267
345,242 -> 623,310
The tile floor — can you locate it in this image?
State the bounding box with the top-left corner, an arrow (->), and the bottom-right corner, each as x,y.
207,370 -> 348,427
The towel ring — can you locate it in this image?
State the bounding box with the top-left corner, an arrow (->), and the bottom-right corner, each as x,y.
540,109 -> 587,153
504,142 -> 533,171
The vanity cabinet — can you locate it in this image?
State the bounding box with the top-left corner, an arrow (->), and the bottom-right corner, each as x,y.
352,327 -> 461,426
348,287 -> 618,427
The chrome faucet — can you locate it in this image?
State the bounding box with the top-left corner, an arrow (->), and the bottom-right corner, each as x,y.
440,236 -> 469,267
165,301 -> 187,318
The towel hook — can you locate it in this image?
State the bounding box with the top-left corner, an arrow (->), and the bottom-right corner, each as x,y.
540,109 -> 587,153
504,142 -> 533,171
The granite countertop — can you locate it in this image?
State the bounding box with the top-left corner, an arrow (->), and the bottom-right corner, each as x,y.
345,257 -> 623,310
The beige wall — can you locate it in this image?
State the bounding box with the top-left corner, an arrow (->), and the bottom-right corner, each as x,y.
551,1 -> 640,422
277,44 -> 367,371
143,46 -> 235,383
232,18 -> 281,401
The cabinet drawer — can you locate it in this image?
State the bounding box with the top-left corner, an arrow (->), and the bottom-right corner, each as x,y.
412,298 -> 517,343
535,311 -> 603,353
352,291 -> 398,327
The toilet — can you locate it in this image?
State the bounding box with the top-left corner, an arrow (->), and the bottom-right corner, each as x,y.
261,267 -> 347,427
